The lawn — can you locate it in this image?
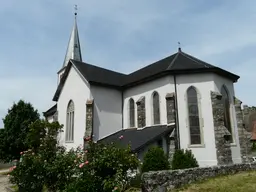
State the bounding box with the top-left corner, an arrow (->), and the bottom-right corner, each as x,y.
173,171 -> 256,192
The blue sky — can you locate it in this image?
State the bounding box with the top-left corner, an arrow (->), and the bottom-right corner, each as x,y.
0,0 -> 255,128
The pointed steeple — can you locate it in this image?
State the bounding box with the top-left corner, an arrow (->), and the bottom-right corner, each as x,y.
62,6 -> 82,68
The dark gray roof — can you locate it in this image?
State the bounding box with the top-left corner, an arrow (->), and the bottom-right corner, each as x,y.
98,125 -> 174,152
43,104 -> 57,117
53,50 -> 240,101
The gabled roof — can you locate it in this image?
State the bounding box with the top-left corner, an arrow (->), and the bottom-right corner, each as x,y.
98,125 -> 174,152
43,104 -> 57,117
52,50 -> 240,101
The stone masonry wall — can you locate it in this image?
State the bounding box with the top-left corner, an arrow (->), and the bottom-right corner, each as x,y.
137,96 -> 146,128
165,93 -> 176,124
141,163 -> 256,192
234,97 -> 250,163
211,91 -> 233,165
84,99 -> 94,150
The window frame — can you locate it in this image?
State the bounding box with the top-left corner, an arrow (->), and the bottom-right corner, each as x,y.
65,100 -> 75,143
152,91 -> 161,125
185,86 -> 204,148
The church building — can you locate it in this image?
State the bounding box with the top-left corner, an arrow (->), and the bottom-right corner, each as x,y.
44,12 -> 249,167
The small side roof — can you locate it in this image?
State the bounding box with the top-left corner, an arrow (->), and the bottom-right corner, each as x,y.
98,125 -> 174,152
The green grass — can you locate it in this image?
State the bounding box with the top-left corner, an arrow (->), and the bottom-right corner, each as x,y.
172,171 -> 256,192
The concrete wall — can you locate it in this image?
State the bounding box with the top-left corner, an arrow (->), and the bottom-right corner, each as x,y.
176,73 -> 217,167
90,85 -> 122,140
57,65 -> 91,150
123,76 -> 175,128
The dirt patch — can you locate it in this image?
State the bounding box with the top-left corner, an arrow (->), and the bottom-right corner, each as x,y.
0,175 -> 10,192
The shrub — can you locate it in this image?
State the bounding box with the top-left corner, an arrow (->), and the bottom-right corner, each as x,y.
171,149 -> 199,170
9,120 -> 66,192
9,150 -> 45,192
65,141 -> 139,192
141,146 -> 170,173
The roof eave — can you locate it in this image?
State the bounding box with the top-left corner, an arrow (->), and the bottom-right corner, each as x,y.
133,125 -> 174,153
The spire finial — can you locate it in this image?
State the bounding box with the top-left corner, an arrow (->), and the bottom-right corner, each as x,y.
178,42 -> 181,52
74,4 -> 78,16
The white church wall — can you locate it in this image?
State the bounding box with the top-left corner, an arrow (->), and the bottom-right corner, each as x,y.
123,76 -> 175,128
176,73 -> 218,167
213,74 -> 242,164
57,66 -> 91,150
46,115 -> 54,123
90,85 -> 122,140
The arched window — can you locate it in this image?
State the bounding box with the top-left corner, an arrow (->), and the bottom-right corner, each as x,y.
221,85 -> 232,140
187,87 -> 201,145
66,100 -> 75,142
129,98 -> 135,127
153,92 -> 160,124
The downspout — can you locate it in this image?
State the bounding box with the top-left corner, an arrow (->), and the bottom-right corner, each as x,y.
121,89 -> 124,129
174,74 -> 181,149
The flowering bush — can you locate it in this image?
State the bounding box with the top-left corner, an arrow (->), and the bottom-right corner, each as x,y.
9,119 -> 139,192
65,140 -> 139,192
9,150 -> 45,192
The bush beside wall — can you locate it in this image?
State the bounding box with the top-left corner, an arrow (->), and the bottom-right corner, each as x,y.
141,162 -> 256,192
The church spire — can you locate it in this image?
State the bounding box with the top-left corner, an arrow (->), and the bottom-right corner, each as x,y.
62,5 -> 82,68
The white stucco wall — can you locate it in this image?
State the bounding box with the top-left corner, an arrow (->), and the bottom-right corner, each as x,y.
213,74 -> 242,164
57,65 -> 91,150
176,73 -> 217,167
123,76 -> 175,128
123,74 -> 219,167
90,85 -> 122,140
46,115 -> 54,123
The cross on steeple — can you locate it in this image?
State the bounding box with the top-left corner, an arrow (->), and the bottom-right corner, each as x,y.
74,4 -> 78,16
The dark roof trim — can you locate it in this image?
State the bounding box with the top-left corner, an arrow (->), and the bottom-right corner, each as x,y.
134,125 -> 174,153
53,61 -> 73,101
43,104 -> 57,117
98,125 -> 175,152
89,81 -> 123,90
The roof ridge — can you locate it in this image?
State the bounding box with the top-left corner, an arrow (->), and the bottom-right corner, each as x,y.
166,52 -> 180,70
180,52 -> 213,68
71,60 -> 127,76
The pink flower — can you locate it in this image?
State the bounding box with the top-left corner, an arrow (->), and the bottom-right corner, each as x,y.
79,163 -> 85,168
13,166 -> 16,169
85,161 -> 89,165
85,150 -> 88,153
119,135 -> 124,139
7,174 -> 10,177
20,152 -> 23,155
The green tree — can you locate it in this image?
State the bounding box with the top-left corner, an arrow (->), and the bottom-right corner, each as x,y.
141,146 -> 170,173
0,100 -> 40,162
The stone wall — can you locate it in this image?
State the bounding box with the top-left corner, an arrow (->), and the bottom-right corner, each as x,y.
234,97 -> 251,162
141,163 -> 256,192
137,96 -> 146,128
165,93 -> 175,124
84,99 -> 94,150
211,91 -> 232,165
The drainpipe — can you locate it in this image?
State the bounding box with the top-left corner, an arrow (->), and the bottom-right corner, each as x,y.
121,90 -> 124,129
174,74 -> 180,149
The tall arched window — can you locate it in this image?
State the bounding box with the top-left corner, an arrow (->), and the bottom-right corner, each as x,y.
221,85 -> 232,140
129,98 -> 135,127
187,86 -> 201,145
153,91 -> 160,124
66,100 -> 75,142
